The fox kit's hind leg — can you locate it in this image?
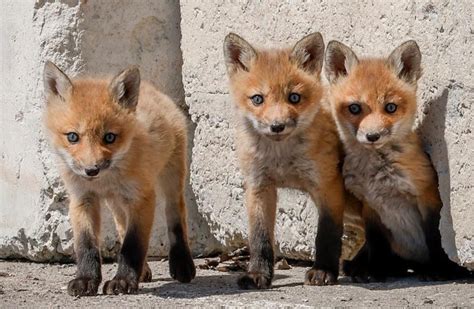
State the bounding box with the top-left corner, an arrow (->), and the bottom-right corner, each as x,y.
417,191 -> 472,280
108,200 -> 152,283
103,192 -> 155,295
68,194 -> 102,296
159,152 -> 196,283
306,178 -> 344,286
344,204 -> 408,282
238,185 -> 277,289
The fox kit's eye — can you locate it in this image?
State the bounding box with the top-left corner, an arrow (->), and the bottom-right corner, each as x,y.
385,102 -> 398,114
348,103 -> 362,115
66,132 -> 79,144
250,95 -> 264,106
103,133 -> 117,144
288,93 -> 301,104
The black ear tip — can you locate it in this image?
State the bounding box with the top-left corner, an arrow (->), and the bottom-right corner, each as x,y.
399,40 -> 421,59
224,32 -> 243,46
120,66 -> 140,83
327,40 -> 345,50
404,40 -> 419,47
130,66 -> 140,76
311,32 -> 323,41
400,40 -> 420,52
44,60 -> 58,72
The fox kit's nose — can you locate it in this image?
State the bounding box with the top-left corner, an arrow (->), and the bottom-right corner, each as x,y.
270,123 -> 286,133
366,133 -> 381,142
85,167 -> 100,177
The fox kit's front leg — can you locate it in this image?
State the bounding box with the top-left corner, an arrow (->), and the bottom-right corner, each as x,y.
159,155 -> 196,283
238,185 -> 277,289
306,177 -> 344,286
107,199 -> 152,283
103,191 -> 155,295
67,194 -> 102,296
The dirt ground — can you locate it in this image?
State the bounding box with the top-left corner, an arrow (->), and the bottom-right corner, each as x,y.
0,259 -> 473,307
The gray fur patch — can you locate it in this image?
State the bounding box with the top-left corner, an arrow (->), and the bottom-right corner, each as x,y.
343,143 -> 429,262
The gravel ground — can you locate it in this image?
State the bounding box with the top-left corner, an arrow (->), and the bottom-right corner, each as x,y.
0,259 -> 473,307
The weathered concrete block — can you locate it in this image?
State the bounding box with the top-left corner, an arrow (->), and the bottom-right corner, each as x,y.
180,0 -> 473,266
0,0 -> 218,261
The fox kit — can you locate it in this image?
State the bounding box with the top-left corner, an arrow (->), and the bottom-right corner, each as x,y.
325,40 -> 472,281
43,62 -> 196,296
224,32 -> 346,288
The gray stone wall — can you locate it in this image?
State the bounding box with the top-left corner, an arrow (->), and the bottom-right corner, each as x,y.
1,0 -> 472,268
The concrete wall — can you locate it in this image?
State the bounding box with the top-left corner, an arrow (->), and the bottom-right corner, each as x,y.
1,0 -> 472,268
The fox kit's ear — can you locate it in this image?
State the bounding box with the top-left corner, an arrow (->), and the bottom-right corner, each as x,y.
223,33 -> 257,75
291,32 -> 325,75
43,61 -> 73,102
325,41 -> 359,84
388,40 -> 422,85
109,66 -> 141,110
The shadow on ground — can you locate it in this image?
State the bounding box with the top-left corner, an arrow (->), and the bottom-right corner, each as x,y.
141,273 -> 295,298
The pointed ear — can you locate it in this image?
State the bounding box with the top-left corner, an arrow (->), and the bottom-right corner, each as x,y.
388,40 -> 422,85
324,41 -> 359,84
291,32 -> 325,75
109,66 -> 141,110
43,61 -> 73,101
223,33 -> 257,75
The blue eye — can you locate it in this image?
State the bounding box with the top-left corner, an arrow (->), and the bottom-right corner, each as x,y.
66,132 -> 79,144
250,95 -> 264,106
103,133 -> 117,144
348,103 -> 362,115
385,102 -> 397,114
288,93 -> 301,104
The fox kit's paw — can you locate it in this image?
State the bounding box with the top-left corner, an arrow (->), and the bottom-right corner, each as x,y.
139,262 -> 152,283
238,272 -> 272,289
169,245 -> 196,283
305,268 -> 338,286
343,259 -> 369,283
103,277 -> 139,295
67,277 -> 100,296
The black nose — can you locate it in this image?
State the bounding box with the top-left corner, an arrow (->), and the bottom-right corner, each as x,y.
366,133 -> 381,142
85,167 -> 100,177
270,123 -> 286,133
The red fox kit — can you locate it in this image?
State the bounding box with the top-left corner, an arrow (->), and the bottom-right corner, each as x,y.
43,62 -> 195,296
325,40 -> 472,281
224,33 -> 346,288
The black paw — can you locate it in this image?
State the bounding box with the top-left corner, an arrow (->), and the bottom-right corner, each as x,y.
416,267 -> 454,282
169,246 -> 196,283
103,277 -> 138,295
305,268 -> 338,286
237,272 -> 272,289
343,259 -> 369,283
139,262 -> 152,283
67,277 -> 100,296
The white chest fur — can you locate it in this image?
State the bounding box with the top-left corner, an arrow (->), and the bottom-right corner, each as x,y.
246,134 -> 319,190
343,144 -> 429,262
65,170 -> 140,205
